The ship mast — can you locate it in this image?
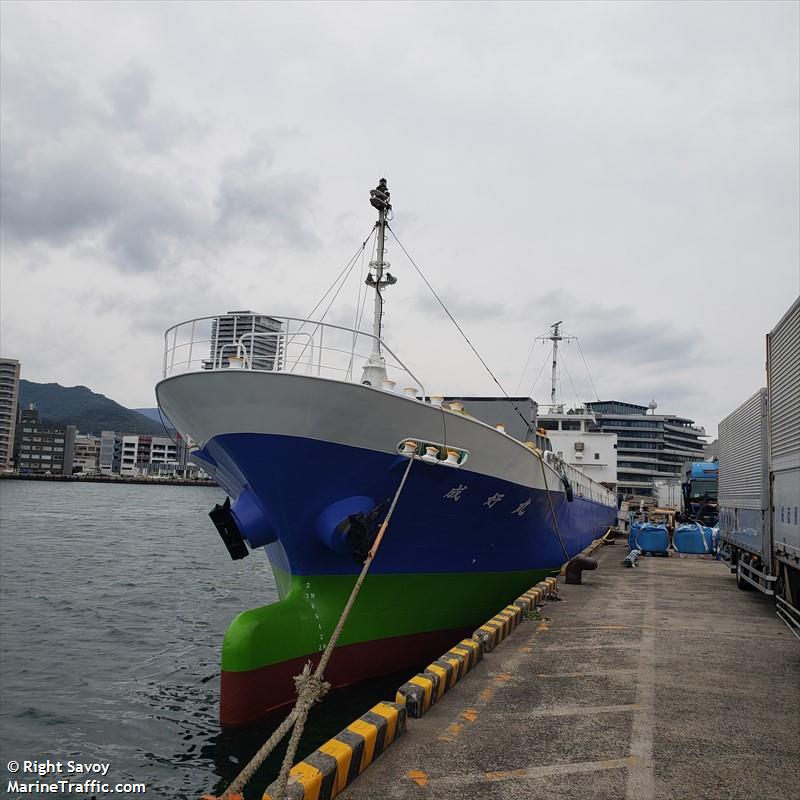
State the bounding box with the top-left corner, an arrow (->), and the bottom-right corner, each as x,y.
549,320 -> 563,412
361,178 -> 396,386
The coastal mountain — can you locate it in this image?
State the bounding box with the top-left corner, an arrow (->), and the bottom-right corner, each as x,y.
18,380 -> 164,435
132,407 -> 162,423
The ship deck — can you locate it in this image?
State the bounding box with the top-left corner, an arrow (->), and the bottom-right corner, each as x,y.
343,545 -> 799,800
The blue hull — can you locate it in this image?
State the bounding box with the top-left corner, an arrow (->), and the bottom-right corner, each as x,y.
195,432 -> 617,577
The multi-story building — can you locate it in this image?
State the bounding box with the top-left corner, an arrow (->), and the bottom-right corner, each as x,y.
118,433 -> 187,476
586,400 -> 707,498
99,430 -> 117,474
0,358 -> 21,470
14,406 -> 76,475
205,311 -> 283,371
72,433 -> 101,473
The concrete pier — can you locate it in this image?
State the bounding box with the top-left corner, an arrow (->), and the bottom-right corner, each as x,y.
342,547 -> 800,800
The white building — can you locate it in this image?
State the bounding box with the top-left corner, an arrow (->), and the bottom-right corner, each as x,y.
538,409 -> 618,491
99,430 -> 116,474
585,400 -> 706,498
205,311 -> 283,371
119,434 -> 185,476
72,433 -> 101,473
0,358 -> 20,469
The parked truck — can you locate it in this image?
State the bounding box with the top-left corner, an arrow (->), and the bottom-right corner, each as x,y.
681,461 -> 719,525
718,297 -> 800,637
653,477 -> 682,510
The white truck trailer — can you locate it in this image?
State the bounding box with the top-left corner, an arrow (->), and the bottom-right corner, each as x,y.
718,297 -> 800,637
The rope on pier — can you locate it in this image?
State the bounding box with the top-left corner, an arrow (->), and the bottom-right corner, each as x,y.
204,455 -> 415,800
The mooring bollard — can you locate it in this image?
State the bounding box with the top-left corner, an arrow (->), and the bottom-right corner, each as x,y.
564,555 -> 598,584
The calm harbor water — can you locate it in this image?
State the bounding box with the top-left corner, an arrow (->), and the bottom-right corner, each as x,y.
0,480 -> 408,799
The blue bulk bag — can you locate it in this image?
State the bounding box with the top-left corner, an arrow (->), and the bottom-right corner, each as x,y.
631,522 -> 669,554
674,523 -> 711,554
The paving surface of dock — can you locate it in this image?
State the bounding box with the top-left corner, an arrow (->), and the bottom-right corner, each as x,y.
342,546 -> 800,800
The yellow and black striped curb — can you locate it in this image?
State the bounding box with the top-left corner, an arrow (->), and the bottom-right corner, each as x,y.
396,576 -> 559,720
472,578 -> 555,652
262,701 -> 406,800
394,668 -> 440,717
395,637 -> 483,718
515,585 -> 544,612
472,604 -> 520,653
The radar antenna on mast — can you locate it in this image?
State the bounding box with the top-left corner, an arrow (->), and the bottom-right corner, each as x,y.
361,178 -> 397,386
548,321 -> 563,410
532,321 -> 576,412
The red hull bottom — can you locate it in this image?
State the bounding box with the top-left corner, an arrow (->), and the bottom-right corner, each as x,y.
220,626 -> 471,726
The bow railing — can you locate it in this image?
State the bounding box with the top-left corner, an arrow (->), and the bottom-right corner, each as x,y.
162,314 -> 426,396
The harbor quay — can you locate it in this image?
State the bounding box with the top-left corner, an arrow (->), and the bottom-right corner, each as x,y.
337,546 -> 799,800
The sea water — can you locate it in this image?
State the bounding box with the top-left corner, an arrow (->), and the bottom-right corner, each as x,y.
0,480 -> 406,799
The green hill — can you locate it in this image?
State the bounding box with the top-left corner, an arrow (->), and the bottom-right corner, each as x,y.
18,380 -> 164,435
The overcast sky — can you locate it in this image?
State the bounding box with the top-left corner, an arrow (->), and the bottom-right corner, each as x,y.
2,1 -> 798,436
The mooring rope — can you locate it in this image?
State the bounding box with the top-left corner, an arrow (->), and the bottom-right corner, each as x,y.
537,454 -> 571,563
387,225 -> 535,437
207,455 -> 415,800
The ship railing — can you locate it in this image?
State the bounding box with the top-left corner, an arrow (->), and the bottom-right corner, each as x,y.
162,314 -> 426,396
555,456 -> 616,506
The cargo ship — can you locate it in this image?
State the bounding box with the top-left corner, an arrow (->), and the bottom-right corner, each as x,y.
156,180 -> 618,725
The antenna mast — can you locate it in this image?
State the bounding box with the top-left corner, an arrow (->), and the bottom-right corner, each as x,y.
549,320 -> 563,410
361,178 -> 397,386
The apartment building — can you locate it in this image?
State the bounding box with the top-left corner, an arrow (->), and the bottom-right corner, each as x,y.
118,433 -> 187,476
586,400 -> 706,498
0,358 -> 20,469
14,406 -> 76,476
72,433 -> 101,473
204,311 -> 283,370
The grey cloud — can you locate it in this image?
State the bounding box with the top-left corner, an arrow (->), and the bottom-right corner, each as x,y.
1,63 -> 312,272
106,64 -> 152,129
83,272 -> 242,336
0,57 -> 95,132
581,325 -> 700,368
1,134 -> 122,244
103,175 -> 205,272
0,58 -> 208,270
522,291 -> 706,369
2,117 -> 312,274
414,289 -> 506,323
511,290 -> 711,412
1,126 -> 205,271
215,172 -> 317,247
214,135 -> 319,250
102,63 -> 204,152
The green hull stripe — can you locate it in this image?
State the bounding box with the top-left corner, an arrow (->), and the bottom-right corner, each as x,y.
222,568 -> 553,672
